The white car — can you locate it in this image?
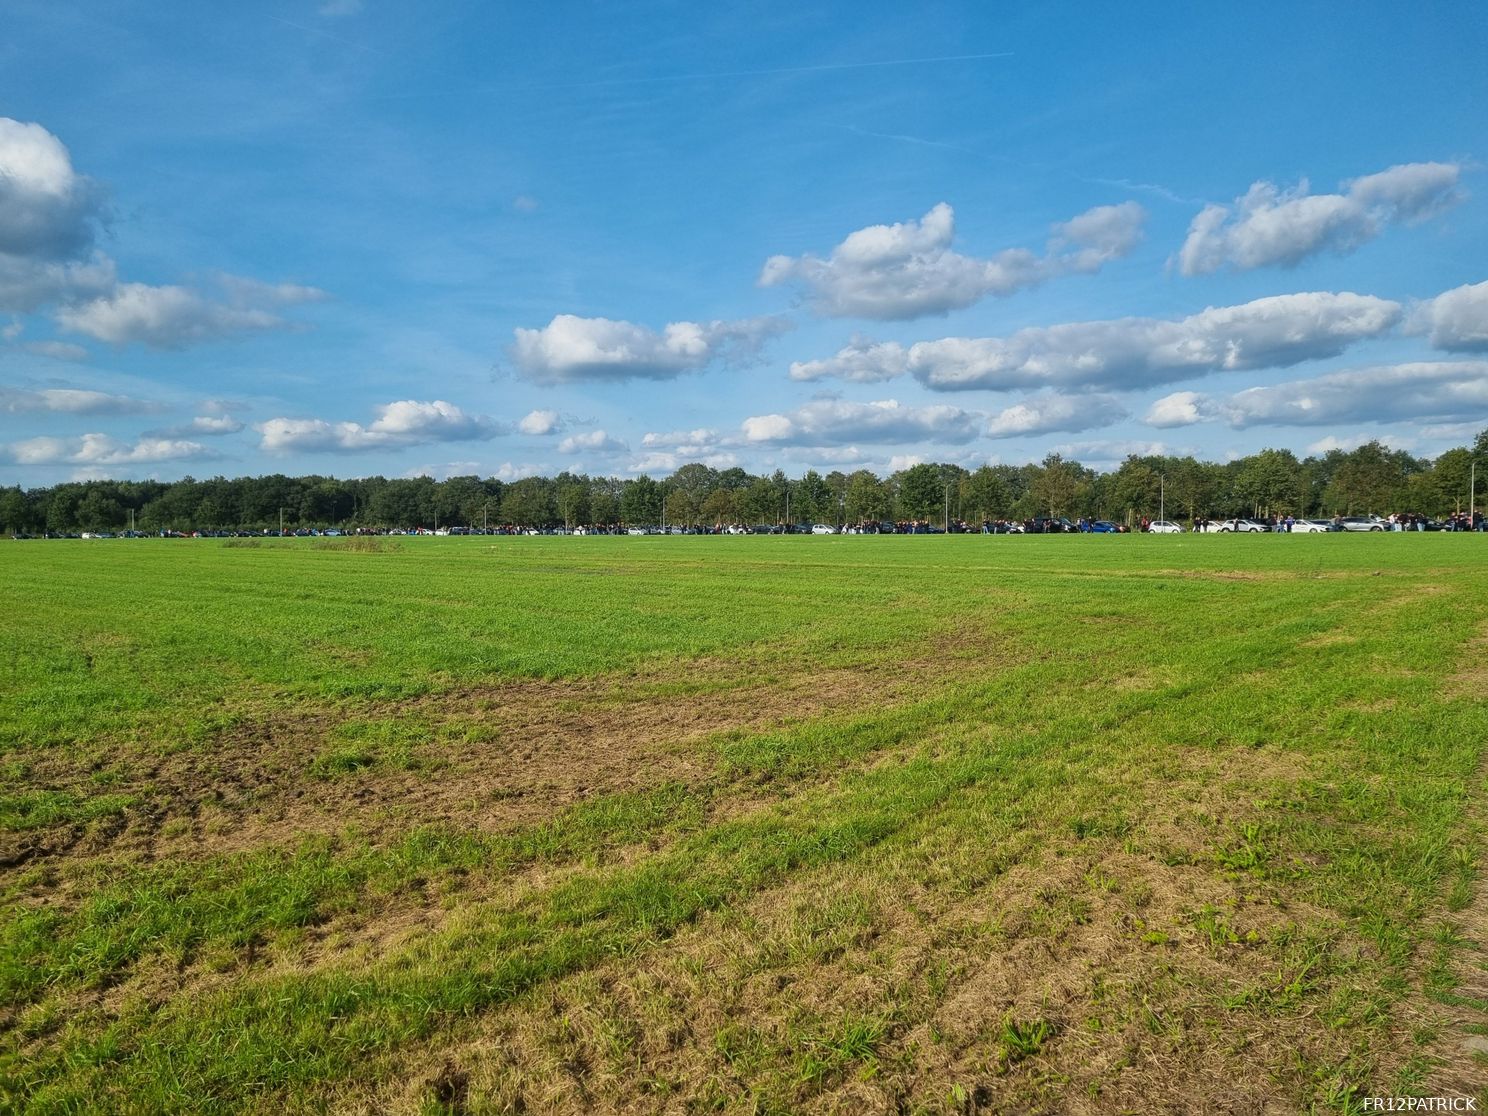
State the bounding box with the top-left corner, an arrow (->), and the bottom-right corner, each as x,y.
1219,518 -> 1268,533
1147,520 -> 1183,534
1290,519 -> 1332,533
810,523 -> 836,535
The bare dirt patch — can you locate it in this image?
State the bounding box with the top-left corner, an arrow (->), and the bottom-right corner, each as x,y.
6,626 -> 1023,875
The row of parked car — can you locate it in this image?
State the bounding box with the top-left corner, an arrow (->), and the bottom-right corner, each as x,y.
19,512 -> 1484,541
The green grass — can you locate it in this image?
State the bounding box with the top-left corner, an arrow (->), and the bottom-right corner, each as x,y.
1,534 -> 1485,1112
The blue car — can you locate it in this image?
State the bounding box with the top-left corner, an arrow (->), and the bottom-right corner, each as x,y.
1086,520 -> 1120,533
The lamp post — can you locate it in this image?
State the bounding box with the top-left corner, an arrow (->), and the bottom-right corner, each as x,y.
1471,459 -> 1477,528
944,482 -> 951,535
1160,473 -> 1165,525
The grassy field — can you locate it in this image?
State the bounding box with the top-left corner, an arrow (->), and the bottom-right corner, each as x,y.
1,534 -> 1486,1114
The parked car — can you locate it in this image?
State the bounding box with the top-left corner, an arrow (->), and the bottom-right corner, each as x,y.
810,523 -> 836,535
1029,516 -> 1079,534
1337,516 -> 1386,532
1219,518 -> 1268,533
1147,520 -> 1183,534
1086,521 -> 1121,533
1290,519 -> 1334,533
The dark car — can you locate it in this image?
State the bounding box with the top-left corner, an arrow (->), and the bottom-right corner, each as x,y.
1029,516 -> 1078,534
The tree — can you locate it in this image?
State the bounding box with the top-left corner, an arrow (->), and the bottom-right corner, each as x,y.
620,476 -> 661,525
1322,441 -> 1417,514
1233,449 -> 1302,516
700,487 -> 737,526
500,477 -> 554,526
961,466 -> 1010,522
793,470 -> 831,524
76,489 -> 124,533
0,487 -> 36,533
1030,454 -> 1082,517
896,463 -> 944,520
1111,457 -> 1161,520
739,478 -> 781,524
844,469 -> 891,524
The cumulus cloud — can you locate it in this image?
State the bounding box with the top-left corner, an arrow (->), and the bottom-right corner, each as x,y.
1144,391 -> 1215,428
0,117 -> 325,345
0,386 -> 160,415
2,432 -> 212,466
56,277 -> 325,348
1175,162 -> 1463,276
0,117 -> 105,262
625,450 -> 740,474
1148,361 -> 1488,429
0,248 -> 116,315
759,201 -> 1145,320
741,398 -> 983,446
984,393 -> 1127,438
1050,439 -> 1176,461
906,291 -> 1400,392
558,429 -> 628,454
1409,279 -> 1488,352
789,336 -> 909,383
258,399 -> 505,454
512,313 -> 789,384
517,408 -> 563,435
144,415 -> 246,438
640,427 -> 726,452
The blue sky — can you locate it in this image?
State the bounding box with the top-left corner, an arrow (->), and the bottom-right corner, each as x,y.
2,0 -> 1486,485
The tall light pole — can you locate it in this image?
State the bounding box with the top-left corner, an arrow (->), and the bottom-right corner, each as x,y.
1471,459 -> 1477,527
1160,473 -> 1165,524
944,482 -> 951,535
784,483 -> 790,530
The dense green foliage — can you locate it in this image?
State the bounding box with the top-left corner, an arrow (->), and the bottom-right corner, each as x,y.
4,429 -> 1484,532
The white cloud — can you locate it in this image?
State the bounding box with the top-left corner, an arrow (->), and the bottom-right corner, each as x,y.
640,427 -> 725,452
2,432 -> 212,466
404,460 -> 484,481
258,399 -> 504,454
492,461 -> 545,481
1144,391 -> 1214,428
0,117 -> 325,344
0,249 -> 115,314
144,415 -> 246,438
512,313 -> 789,383
1305,432 -> 1418,455
1052,439 -> 1175,460
1410,279 -> 1488,352
741,398 -> 983,446
1153,361 -> 1488,429
557,429 -> 628,454
0,117 -> 104,262
513,195 -> 540,213
18,339 -> 89,361
1175,162 -> 1462,276
625,450 -> 741,474
906,291 -> 1400,392
517,408 -> 563,435
985,393 -> 1127,438
789,336 -> 909,383
759,201 -> 1145,320
56,282 -> 293,348
0,386 -> 160,415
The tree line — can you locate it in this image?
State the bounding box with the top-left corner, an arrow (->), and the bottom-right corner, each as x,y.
4,432 -> 1485,535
